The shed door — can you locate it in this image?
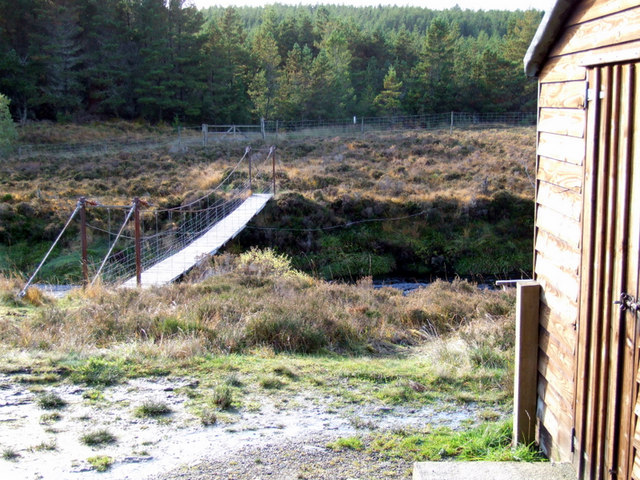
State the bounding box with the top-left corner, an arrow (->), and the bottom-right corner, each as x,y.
575,62 -> 640,480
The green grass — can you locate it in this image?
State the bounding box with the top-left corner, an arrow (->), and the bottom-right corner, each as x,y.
39,412 -> 62,424
210,385 -> 233,410
87,455 -> 113,472
80,429 -> 117,446
369,420 -> 545,462
32,440 -> 57,452
36,392 -> 67,410
2,447 -> 20,460
70,357 -> 125,386
134,400 -> 172,418
327,436 -> 364,451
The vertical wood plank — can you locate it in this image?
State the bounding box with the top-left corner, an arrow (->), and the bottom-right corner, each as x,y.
574,66 -> 601,479
514,280 -> 541,447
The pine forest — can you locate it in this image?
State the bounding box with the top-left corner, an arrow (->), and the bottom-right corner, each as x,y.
0,0 -> 543,125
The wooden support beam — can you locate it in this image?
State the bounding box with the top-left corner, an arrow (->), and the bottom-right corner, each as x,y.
513,280 -> 541,447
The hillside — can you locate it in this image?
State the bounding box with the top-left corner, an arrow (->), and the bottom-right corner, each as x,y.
0,123 -> 535,283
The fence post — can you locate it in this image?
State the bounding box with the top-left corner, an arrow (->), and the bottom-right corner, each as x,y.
361,117 -> 364,134
275,120 -> 279,142
261,117 -> 266,141
450,112 -> 454,134
133,198 -> 142,287
202,124 -> 207,146
513,280 -> 540,447
80,197 -> 89,287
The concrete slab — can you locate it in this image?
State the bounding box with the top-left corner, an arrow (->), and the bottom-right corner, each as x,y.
413,461 -> 576,480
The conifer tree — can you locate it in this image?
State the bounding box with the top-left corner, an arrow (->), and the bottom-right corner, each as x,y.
0,93 -> 17,146
374,65 -> 402,115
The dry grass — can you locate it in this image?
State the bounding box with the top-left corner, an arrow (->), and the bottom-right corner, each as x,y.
0,250 -> 515,358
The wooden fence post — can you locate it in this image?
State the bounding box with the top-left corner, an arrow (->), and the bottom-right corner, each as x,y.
202,124 -> 208,146
261,117 -> 266,140
450,111 -> 454,134
513,280 -> 540,447
133,198 -> 142,287
79,197 -> 88,287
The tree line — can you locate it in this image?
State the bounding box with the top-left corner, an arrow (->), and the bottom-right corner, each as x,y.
0,0 -> 542,125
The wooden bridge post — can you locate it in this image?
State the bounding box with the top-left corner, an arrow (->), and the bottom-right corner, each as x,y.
79,197 -> 89,287
248,146 -> 252,191
133,198 -> 142,287
513,280 -> 540,447
271,146 -> 276,195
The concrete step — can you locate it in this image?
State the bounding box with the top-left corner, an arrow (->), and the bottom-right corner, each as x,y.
413,461 -> 576,480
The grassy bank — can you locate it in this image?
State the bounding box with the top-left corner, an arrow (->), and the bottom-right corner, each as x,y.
0,124 -> 535,282
1,250 -> 543,467
1,250 -> 515,399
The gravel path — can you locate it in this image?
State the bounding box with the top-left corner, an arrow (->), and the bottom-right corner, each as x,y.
151,434 -> 412,480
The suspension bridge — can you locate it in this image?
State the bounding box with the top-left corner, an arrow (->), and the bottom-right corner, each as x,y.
20,146 -> 277,295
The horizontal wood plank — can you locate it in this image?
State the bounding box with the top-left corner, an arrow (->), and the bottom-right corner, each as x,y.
539,55 -> 587,83
536,255 -> 580,303
550,7 -> 640,57
539,81 -> 586,109
538,108 -> 586,138
539,302 -> 577,356
538,277 -> 579,322
538,374 -> 575,427
566,0 -> 640,26
539,326 -> 575,378
538,349 -> 576,416
538,132 -> 585,165
536,204 -> 582,248
535,230 -> 581,276
537,156 -> 583,192
537,181 -> 582,222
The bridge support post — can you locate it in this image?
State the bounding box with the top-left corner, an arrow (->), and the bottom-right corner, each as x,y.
80,197 -> 89,287
271,146 -> 276,195
134,198 -> 142,287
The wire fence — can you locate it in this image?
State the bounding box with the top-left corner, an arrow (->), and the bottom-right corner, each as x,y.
4,111 -> 536,160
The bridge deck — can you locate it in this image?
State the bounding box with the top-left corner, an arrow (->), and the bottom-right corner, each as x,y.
123,193 -> 272,287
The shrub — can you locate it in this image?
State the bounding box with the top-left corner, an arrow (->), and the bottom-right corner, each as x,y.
0,93 -> 16,147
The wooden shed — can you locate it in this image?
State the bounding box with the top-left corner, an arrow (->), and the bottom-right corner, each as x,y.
519,1 -> 640,479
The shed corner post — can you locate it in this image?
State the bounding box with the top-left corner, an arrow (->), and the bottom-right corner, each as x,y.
513,279 -> 541,447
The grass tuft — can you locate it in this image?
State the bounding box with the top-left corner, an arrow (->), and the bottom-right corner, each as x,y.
327,436 -> 364,451
87,455 -> 113,472
134,400 -> 172,418
80,429 -> 117,447
210,385 -> 233,410
37,392 -> 67,410
70,357 -> 125,386
2,447 -> 20,461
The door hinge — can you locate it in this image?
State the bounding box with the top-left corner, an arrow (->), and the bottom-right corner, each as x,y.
571,427 -> 576,453
615,292 -> 640,313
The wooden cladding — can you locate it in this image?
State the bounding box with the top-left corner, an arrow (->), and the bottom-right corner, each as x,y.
573,62 -> 640,480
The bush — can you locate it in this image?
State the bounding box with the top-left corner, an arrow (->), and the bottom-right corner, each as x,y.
0,93 -> 16,147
